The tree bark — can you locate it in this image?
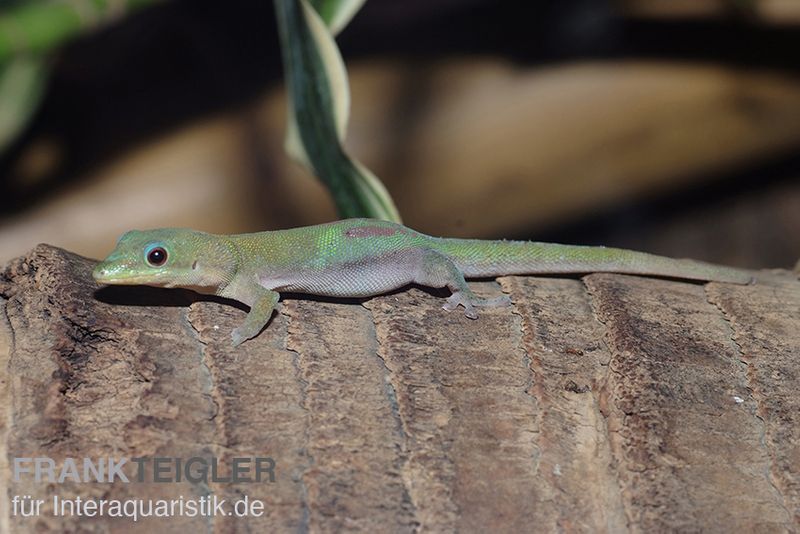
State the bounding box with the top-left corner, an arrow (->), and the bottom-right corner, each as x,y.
1,244 -> 798,532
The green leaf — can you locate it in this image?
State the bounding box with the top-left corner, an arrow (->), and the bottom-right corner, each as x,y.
275,0 -> 400,222
307,0 -> 367,35
0,55 -> 47,154
0,0 -> 165,64
0,0 -> 165,152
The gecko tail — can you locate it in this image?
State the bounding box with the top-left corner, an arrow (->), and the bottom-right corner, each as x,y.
430,238 -> 753,285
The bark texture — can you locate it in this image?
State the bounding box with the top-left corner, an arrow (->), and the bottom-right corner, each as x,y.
0,245 -> 798,533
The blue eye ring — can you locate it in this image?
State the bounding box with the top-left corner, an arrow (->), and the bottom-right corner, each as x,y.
145,244 -> 168,267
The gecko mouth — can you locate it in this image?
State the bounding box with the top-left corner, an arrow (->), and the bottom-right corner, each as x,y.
92,263 -> 202,289
92,263 -> 162,285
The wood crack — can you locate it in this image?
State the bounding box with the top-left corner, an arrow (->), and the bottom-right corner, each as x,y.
362,301 -> 420,531
499,277 -> 542,474
280,304 -> 312,534
581,275 -> 634,533
704,284 -> 794,523
182,305 -> 222,534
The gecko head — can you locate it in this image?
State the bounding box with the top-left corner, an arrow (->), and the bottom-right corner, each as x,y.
93,229 -> 237,291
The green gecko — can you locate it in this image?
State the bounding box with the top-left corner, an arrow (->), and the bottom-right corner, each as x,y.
93,218 -> 752,346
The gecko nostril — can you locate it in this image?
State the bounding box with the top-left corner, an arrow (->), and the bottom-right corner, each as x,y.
92,265 -> 106,280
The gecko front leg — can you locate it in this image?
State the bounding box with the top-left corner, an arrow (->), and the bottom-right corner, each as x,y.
219,277 -> 280,346
414,249 -> 510,319
231,289 -> 279,346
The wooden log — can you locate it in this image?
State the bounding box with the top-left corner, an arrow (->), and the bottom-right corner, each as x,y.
0,245 -> 798,532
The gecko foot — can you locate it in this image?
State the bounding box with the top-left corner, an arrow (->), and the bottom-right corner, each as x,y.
442,293 -> 511,319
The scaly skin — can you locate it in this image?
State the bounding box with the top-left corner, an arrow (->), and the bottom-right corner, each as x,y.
93,218 -> 753,346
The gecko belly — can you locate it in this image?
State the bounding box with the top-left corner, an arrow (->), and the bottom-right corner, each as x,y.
259,250 -> 423,298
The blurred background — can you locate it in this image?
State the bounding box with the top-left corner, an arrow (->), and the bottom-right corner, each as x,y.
1,0 -> 799,269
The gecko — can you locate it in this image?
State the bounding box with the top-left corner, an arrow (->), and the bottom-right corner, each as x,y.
92,218 -> 753,346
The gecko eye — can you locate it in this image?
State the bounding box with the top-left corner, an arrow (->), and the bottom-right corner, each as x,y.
146,247 -> 168,267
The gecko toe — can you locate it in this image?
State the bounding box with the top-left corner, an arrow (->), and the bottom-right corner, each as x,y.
443,293 -> 461,312
231,327 -> 253,347
442,293 -> 478,319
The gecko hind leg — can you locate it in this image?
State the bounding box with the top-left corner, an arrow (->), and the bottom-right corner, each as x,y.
414,250 -> 510,319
